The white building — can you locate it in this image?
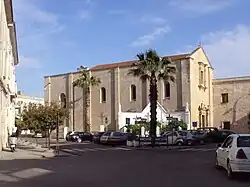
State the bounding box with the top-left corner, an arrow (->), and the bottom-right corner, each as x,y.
0,0 -> 19,150
15,91 -> 44,119
100,102 -> 191,131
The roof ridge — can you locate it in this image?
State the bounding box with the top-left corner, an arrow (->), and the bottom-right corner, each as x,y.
90,53 -> 190,71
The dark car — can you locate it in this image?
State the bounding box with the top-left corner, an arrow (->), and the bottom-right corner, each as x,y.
93,132 -> 105,144
66,131 -> 73,141
71,132 -> 93,143
195,128 -> 236,144
191,130 -> 207,144
217,129 -> 236,142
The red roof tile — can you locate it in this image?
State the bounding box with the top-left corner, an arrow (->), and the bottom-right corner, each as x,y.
90,53 -> 190,71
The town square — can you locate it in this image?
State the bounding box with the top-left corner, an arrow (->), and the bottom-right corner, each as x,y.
1,0 -> 250,186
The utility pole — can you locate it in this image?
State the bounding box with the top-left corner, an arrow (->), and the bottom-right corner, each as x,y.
56,112 -> 59,154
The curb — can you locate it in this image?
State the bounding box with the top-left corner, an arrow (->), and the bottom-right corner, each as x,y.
132,146 -> 192,151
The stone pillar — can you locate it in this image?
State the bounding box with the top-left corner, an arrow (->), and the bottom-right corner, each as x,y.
156,126 -> 160,137
184,103 -> 191,129
141,126 -> 145,137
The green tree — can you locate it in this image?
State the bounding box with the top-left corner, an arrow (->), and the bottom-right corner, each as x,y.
128,49 -> 176,146
167,120 -> 187,131
73,66 -> 101,132
21,102 -> 68,134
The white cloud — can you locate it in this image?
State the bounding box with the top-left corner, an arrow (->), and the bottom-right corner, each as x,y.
79,10 -> 90,20
14,0 -> 64,53
130,25 -> 171,47
169,0 -> 234,15
202,24 -> 250,78
14,0 -> 60,27
140,16 -> 166,25
18,56 -> 41,69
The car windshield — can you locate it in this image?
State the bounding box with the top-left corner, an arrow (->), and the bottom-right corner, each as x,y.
95,132 -> 104,135
194,131 -> 205,135
237,136 -> 250,147
178,131 -> 188,136
113,132 -> 124,137
103,132 -> 111,136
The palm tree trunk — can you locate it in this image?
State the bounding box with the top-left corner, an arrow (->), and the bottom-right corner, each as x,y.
149,75 -> 158,147
85,88 -> 90,132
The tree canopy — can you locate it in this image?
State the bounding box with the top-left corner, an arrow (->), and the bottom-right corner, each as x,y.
19,102 -> 69,133
128,49 -> 176,146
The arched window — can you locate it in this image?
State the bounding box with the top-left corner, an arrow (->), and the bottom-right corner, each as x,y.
60,93 -> 67,108
100,87 -> 106,103
164,82 -> 170,98
130,84 -> 136,101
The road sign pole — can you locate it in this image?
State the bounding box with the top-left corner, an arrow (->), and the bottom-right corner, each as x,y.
56,112 -> 59,154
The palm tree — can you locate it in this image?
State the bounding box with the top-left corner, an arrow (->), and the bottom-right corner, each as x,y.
73,66 -> 101,132
128,49 -> 176,147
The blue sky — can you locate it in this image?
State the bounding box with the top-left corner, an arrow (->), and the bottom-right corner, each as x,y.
13,0 -> 250,96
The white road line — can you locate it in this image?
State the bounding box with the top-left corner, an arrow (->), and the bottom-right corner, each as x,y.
72,148 -> 97,152
115,147 -> 132,151
179,148 -> 196,152
199,148 -> 216,152
61,148 -> 79,154
179,148 -> 216,152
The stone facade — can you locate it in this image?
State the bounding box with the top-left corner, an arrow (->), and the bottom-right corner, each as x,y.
213,76 -> 250,133
0,0 -> 19,150
44,46 -> 214,132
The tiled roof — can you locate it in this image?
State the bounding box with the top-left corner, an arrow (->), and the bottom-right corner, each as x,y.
90,53 -> 190,71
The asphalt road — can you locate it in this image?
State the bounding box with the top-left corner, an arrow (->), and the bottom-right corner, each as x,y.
0,143 -> 250,187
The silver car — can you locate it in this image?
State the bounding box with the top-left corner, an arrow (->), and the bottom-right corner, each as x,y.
100,131 -> 127,145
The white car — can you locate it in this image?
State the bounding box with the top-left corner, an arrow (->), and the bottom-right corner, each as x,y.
215,134 -> 250,178
161,131 -> 184,145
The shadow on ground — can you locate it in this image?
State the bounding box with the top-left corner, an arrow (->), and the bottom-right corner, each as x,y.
0,150 -> 250,187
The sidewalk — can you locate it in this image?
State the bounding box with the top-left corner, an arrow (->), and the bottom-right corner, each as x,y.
0,139 -> 70,160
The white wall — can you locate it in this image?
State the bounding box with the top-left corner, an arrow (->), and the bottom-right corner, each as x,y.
118,102 -> 188,129
15,95 -> 44,117
0,0 -> 18,150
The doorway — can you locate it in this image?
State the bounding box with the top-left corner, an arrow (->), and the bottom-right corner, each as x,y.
223,121 -> 231,130
202,115 -> 205,128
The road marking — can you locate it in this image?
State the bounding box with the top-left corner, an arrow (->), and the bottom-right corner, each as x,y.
115,147 -> 132,151
179,148 -> 216,152
72,148 -> 97,152
61,148 -> 80,155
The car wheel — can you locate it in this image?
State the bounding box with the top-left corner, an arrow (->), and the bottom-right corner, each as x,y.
77,138 -> 82,143
227,161 -> 234,179
177,141 -> 183,146
187,140 -> 193,146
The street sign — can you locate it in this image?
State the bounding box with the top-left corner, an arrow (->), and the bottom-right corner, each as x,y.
192,121 -> 197,127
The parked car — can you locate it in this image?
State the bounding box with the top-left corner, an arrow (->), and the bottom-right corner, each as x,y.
66,131 -> 75,141
203,129 -> 236,143
215,134 -> 250,179
160,131 -> 184,146
93,132 -> 105,144
197,127 -> 218,132
178,130 -> 195,146
66,132 -> 93,143
100,131 -> 127,145
219,129 -> 237,142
